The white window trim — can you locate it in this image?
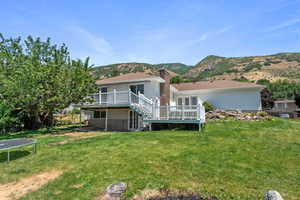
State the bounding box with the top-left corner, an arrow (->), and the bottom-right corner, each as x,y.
177,96 -> 199,106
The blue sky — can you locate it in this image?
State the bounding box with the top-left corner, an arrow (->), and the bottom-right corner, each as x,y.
1,0 -> 300,66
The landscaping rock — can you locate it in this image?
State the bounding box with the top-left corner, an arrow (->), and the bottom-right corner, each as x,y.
264,190 -> 283,200
206,110 -> 272,121
106,182 -> 127,200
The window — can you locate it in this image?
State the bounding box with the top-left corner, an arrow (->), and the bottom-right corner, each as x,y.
184,97 -> 190,105
100,87 -> 107,93
130,84 -> 144,94
94,111 -> 106,119
191,96 -> 198,105
100,88 -> 108,103
177,97 -> 183,105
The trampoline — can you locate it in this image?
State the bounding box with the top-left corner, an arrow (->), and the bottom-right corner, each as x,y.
0,138 -> 37,163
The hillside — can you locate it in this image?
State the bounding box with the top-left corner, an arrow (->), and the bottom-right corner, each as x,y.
92,53 -> 300,83
92,62 -> 191,80
186,53 -> 300,82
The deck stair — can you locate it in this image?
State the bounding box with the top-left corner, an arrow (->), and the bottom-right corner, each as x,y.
129,92 -> 153,119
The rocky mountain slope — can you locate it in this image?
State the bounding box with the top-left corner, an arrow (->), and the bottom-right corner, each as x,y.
92,53 -> 300,83
92,62 -> 191,80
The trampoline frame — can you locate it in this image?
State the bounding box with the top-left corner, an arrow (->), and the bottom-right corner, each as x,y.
0,138 -> 37,163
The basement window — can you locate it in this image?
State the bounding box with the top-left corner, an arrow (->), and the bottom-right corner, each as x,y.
94,111 -> 106,119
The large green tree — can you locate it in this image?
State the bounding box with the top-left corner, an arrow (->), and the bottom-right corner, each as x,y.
0,34 -> 97,129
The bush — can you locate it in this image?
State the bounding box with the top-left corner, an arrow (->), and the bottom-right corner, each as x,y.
0,104 -> 18,135
203,101 -> 214,112
264,62 -> 271,66
170,76 -> 183,84
70,108 -> 81,115
233,76 -> 250,82
244,62 -> 262,72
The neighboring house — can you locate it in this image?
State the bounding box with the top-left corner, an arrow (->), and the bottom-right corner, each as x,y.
270,99 -> 299,118
80,69 -> 264,131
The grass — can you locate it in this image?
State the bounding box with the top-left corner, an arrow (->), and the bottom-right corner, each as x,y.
0,119 -> 299,200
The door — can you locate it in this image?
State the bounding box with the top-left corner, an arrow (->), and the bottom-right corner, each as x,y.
129,111 -> 139,130
130,84 -> 144,103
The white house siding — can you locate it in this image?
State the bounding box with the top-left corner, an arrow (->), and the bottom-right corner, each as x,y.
174,88 -> 262,111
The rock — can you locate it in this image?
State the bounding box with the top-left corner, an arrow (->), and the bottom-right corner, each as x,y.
245,115 -> 252,120
206,110 -> 272,121
216,114 -> 225,119
264,190 -> 284,200
106,182 -> 127,200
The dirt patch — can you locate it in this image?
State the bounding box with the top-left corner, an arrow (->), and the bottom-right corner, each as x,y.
132,190 -> 219,200
50,131 -> 109,145
0,170 -> 63,200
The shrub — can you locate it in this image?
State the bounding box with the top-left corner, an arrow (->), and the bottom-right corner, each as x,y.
203,101 -> 214,112
244,62 -> 262,72
233,76 -> 250,82
170,76 -> 183,84
256,79 -> 270,85
70,108 -> 81,115
0,104 -> 18,135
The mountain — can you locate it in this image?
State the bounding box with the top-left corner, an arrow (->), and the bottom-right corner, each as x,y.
91,62 -> 191,80
92,53 -> 300,83
185,53 -> 300,82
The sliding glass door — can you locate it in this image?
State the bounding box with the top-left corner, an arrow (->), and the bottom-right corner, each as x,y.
129,111 -> 139,130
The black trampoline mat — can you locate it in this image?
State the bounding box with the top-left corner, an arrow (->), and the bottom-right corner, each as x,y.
0,138 -> 36,151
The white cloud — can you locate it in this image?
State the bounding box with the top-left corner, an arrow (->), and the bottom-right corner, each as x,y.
63,25 -> 118,65
185,25 -> 233,46
268,18 -> 300,31
216,25 -> 233,35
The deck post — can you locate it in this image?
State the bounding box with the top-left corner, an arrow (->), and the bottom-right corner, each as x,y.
149,123 -> 152,131
99,90 -> 101,104
105,108 -> 108,131
138,91 -> 141,104
167,105 -> 169,120
181,106 -> 184,120
128,89 -> 131,104
113,89 -> 116,104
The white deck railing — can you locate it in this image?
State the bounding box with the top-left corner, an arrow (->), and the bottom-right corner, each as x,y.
151,105 -> 205,122
85,90 -> 139,105
83,90 -> 205,122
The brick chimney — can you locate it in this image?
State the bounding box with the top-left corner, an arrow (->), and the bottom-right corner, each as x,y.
159,68 -> 171,105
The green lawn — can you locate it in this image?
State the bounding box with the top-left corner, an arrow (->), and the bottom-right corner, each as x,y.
0,119 -> 299,200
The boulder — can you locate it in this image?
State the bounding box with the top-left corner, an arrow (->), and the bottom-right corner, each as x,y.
264,190 -> 283,200
106,182 -> 127,200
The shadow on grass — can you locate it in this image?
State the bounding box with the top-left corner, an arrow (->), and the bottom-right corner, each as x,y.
0,124 -> 84,140
0,150 -> 31,162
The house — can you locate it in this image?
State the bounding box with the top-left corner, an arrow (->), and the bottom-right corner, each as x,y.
80,69 -> 264,131
270,99 -> 299,118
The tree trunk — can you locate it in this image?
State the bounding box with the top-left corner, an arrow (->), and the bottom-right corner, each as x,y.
23,110 -> 42,130
32,110 -> 42,129
41,111 -> 54,127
